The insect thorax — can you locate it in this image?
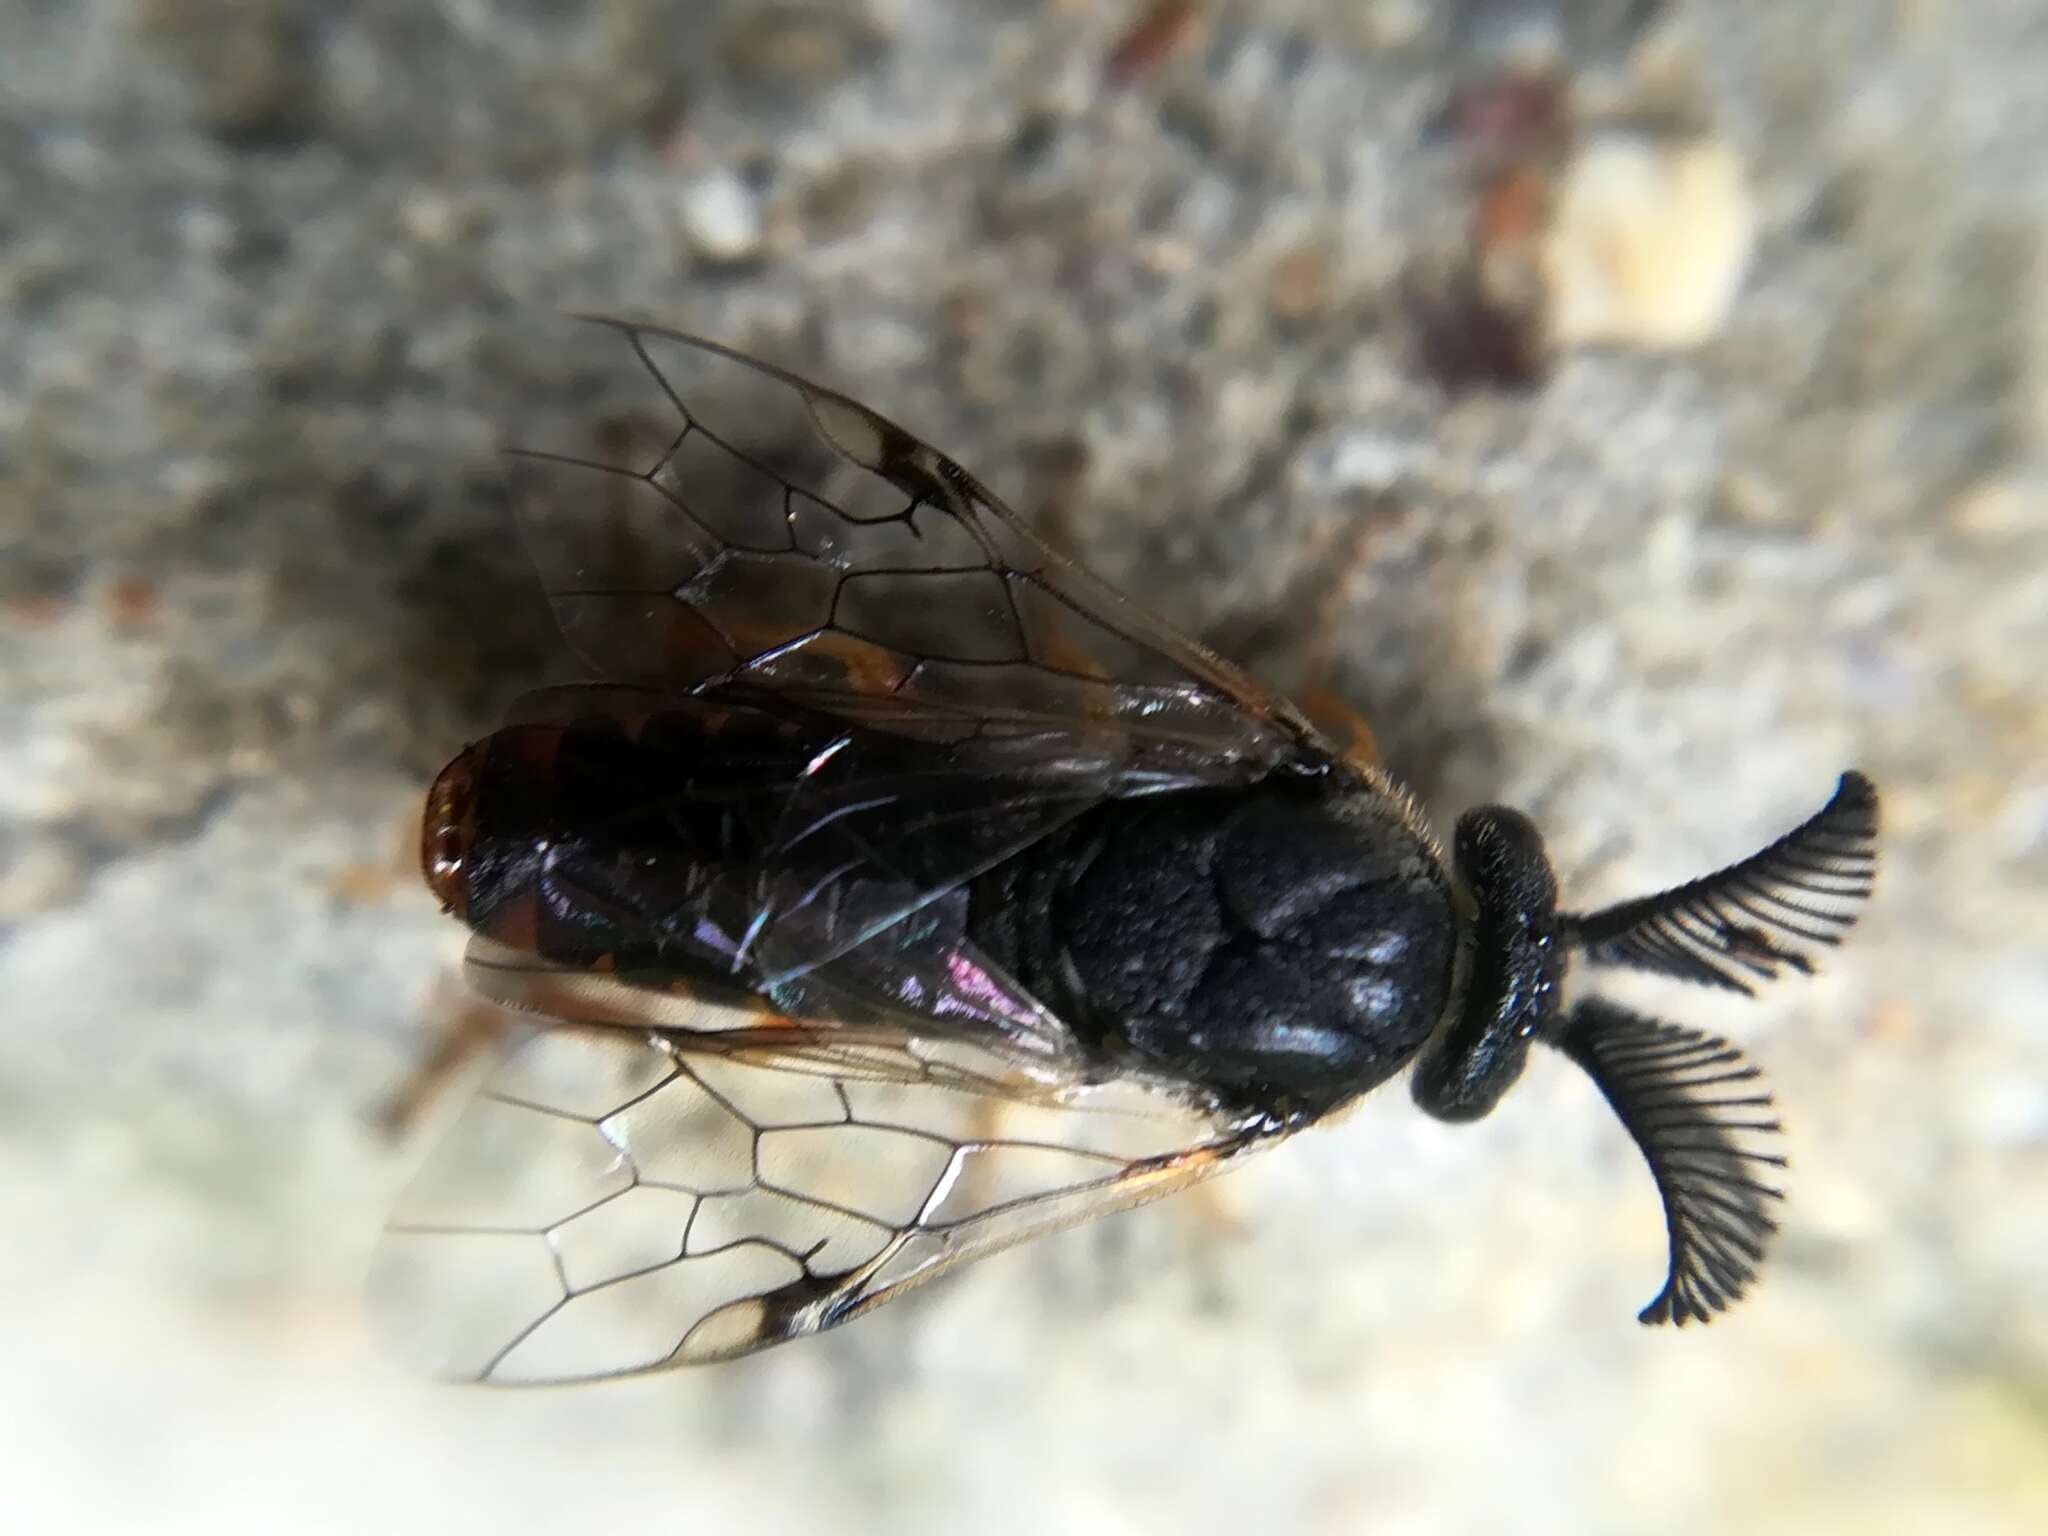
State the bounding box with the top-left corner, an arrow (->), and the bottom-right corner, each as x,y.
968,782 -> 1460,1121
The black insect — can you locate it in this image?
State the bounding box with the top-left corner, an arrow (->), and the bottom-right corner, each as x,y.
373,315 -> 1879,1384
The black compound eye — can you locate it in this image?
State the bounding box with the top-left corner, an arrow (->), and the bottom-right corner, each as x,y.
1417,804 -> 1566,1124
1455,805 -> 1557,908
1410,1007 -> 1535,1122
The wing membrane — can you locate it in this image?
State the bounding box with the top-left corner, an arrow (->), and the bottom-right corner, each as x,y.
370,1023 -> 1273,1384
500,313 -> 1322,777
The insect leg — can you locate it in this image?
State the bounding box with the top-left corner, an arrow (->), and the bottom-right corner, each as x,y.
375,978 -> 518,1138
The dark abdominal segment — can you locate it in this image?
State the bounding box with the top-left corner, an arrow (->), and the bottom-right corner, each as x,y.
442,710 -> 837,976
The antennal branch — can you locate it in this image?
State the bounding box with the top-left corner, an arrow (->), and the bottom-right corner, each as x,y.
1562,771 -> 1879,994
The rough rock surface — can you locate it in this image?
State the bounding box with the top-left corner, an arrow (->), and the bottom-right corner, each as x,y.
3,2 -> 2044,1531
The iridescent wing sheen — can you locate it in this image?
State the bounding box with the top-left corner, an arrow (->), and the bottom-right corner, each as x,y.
498,314 -> 1324,779
369,1020 -> 1277,1384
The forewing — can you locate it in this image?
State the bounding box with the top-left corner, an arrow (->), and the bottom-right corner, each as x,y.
498,313 -> 1321,776
370,1022 -> 1270,1384
1565,771 -> 1880,994
483,316 -> 1334,997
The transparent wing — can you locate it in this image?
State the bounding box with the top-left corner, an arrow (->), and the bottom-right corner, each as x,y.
1565,771 -> 1880,994
498,313 -> 1323,776
369,1021 -> 1275,1384
480,315 -> 1338,997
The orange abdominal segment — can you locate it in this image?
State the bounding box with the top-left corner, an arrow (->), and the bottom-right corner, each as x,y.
421,744 -> 484,919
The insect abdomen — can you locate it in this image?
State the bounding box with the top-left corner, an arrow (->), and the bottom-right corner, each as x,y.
427,712 -> 827,972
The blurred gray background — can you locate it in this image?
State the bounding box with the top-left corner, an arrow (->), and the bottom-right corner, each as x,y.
3,1 -> 2044,1531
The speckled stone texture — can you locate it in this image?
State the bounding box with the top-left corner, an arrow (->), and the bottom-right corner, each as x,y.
3,2 -> 2044,1531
